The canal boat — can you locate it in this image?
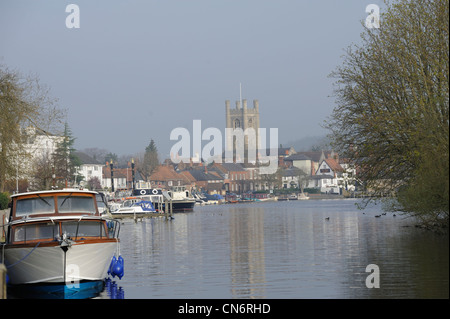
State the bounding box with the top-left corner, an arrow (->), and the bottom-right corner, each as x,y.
1,189 -> 121,297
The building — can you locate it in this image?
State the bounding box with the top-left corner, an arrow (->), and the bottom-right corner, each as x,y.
211,163 -> 249,193
102,167 -> 130,191
284,153 -> 310,175
225,98 -> 260,160
150,165 -> 187,188
309,158 -> 344,194
20,127 -> 63,177
74,151 -> 103,189
281,166 -> 309,190
284,150 -> 338,175
22,127 -> 62,161
181,166 -> 224,194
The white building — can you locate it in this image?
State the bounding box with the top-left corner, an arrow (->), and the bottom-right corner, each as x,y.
25,128 -> 61,155
313,158 -> 343,194
12,127 -> 62,190
73,151 -> 103,189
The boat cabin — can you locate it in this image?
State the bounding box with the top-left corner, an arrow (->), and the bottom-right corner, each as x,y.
10,190 -> 101,220
6,189 -> 117,246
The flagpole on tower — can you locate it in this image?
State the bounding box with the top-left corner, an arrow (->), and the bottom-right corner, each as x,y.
239,83 -> 242,109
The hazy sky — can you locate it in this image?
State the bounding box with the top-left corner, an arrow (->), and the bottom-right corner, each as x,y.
0,0 -> 384,159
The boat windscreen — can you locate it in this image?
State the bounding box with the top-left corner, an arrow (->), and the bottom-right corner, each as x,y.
61,221 -> 106,238
57,196 -> 96,214
15,196 -> 56,217
13,223 -> 59,242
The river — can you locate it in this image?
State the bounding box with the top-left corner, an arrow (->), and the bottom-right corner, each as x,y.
104,199 -> 448,299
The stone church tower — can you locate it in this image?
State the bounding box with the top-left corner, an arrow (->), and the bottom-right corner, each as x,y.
225,99 -> 260,160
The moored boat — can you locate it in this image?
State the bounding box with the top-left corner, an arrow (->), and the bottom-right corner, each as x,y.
111,200 -> 157,216
132,187 -> 196,212
1,189 -> 122,298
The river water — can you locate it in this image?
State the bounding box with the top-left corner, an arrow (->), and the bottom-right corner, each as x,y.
103,199 -> 448,299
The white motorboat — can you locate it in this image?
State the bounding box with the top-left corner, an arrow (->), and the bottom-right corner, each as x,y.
110,200 -> 157,216
1,189 -> 122,298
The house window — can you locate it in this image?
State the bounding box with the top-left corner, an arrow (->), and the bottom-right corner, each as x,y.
320,168 -> 330,173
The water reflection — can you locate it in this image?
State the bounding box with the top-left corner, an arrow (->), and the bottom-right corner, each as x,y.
8,278 -> 124,299
117,199 -> 448,299
104,278 -> 125,299
229,206 -> 266,298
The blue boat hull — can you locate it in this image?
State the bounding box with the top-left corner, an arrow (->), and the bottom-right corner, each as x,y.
8,280 -> 105,299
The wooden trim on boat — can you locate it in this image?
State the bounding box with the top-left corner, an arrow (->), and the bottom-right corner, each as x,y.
5,238 -> 118,249
11,192 -> 101,221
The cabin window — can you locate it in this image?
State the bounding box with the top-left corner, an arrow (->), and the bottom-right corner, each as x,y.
15,196 -> 56,217
57,196 -> 96,214
13,223 -> 59,242
61,221 -> 106,239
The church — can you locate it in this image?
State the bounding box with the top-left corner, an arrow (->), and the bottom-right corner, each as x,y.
225,98 -> 261,162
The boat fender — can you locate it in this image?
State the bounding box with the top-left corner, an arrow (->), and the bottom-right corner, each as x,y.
112,256 -> 124,279
108,256 -> 117,276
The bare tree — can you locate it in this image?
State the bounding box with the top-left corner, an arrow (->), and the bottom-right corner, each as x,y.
29,151 -> 54,191
0,64 -> 66,191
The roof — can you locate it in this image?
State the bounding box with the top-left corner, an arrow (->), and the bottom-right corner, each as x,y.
178,171 -> 197,183
11,188 -> 98,198
150,165 -> 184,181
103,167 -> 130,179
323,158 -> 343,172
284,153 -> 312,161
283,167 -> 308,176
183,169 -> 224,181
217,163 -> 246,172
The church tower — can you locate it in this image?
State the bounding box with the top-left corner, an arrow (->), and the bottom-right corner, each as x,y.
225,98 -> 261,161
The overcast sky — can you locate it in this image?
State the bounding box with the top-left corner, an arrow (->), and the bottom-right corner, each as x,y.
0,0 -> 384,159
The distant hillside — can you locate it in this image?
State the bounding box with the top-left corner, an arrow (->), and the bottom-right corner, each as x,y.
283,135 -> 331,152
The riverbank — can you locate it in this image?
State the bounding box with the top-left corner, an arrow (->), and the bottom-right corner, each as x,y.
307,194 -> 344,200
